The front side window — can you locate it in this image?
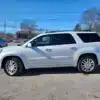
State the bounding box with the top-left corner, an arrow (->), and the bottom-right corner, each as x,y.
31,35 -> 51,46
77,33 -> 100,43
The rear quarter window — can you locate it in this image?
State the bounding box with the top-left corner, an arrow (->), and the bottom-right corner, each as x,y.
77,33 -> 100,43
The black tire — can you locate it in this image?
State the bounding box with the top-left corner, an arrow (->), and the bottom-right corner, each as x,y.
4,57 -> 24,76
77,55 -> 98,74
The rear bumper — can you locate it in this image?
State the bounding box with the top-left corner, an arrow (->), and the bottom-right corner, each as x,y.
97,54 -> 100,65
0,56 -> 3,70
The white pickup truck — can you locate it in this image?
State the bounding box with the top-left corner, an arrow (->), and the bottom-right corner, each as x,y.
0,31 -> 100,76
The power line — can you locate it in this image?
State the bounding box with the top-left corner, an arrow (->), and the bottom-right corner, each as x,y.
17,12 -> 81,14
0,21 -> 17,33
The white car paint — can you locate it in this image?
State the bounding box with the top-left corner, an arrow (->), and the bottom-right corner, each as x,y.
0,31 -> 100,69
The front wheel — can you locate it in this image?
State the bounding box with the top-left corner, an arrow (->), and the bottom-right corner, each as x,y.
4,57 -> 24,76
77,56 -> 98,74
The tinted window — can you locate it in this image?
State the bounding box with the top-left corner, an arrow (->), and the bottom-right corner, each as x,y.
31,34 -> 76,46
31,35 -> 51,46
51,34 -> 76,45
77,33 -> 100,43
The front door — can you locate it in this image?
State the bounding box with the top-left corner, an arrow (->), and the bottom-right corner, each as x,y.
25,35 -> 56,68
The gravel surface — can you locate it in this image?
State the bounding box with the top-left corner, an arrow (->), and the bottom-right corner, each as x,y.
0,67 -> 100,100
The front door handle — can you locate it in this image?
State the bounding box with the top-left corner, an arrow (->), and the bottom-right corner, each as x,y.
45,49 -> 52,52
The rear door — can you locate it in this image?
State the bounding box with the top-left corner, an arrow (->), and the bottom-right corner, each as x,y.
46,33 -> 77,66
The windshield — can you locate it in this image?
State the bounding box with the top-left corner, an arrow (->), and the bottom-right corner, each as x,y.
0,38 -> 4,42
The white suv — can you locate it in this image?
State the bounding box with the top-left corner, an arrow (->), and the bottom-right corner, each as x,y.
0,31 -> 100,76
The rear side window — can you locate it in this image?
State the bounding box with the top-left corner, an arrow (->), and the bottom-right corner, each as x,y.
77,33 -> 100,43
51,34 -> 76,45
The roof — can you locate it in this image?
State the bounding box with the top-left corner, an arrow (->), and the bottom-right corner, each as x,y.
42,31 -> 97,35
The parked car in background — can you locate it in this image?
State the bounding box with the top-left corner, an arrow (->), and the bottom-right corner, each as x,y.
0,38 -> 7,47
1,31 -> 100,76
5,39 -> 13,43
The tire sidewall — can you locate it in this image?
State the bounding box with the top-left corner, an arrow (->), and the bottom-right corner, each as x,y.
77,56 -> 98,74
4,57 -> 23,76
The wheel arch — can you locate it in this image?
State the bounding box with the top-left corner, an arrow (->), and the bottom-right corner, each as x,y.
1,55 -> 25,69
77,53 -> 98,66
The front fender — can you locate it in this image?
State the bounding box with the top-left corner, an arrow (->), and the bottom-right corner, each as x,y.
0,52 -> 29,69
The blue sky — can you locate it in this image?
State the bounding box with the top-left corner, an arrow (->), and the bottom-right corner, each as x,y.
0,0 -> 100,33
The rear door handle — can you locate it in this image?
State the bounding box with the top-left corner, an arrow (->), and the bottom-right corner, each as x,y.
70,47 -> 77,51
45,49 -> 52,52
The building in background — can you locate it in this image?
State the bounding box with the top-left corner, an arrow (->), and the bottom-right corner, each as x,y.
16,30 -> 38,39
0,32 -> 6,38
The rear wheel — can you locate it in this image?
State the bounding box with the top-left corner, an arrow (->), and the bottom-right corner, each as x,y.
77,56 -> 98,74
4,57 -> 24,76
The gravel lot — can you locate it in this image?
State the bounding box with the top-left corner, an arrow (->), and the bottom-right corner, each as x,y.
0,67 -> 100,100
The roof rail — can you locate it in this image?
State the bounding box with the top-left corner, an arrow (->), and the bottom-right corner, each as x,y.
45,29 -> 96,33
46,30 -> 73,33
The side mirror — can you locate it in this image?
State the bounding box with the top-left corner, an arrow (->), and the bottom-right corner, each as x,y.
26,43 -> 32,48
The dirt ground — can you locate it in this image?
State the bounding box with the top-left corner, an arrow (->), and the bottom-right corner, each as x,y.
0,67 -> 100,100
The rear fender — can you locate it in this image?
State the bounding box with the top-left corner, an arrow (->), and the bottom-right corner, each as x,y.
73,47 -> 97,67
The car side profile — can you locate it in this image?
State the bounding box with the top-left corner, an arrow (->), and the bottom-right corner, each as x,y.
0,31 -> 100,76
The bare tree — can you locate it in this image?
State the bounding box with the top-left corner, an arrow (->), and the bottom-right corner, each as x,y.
81,7 -> 100,31
74,24 -> 82,31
